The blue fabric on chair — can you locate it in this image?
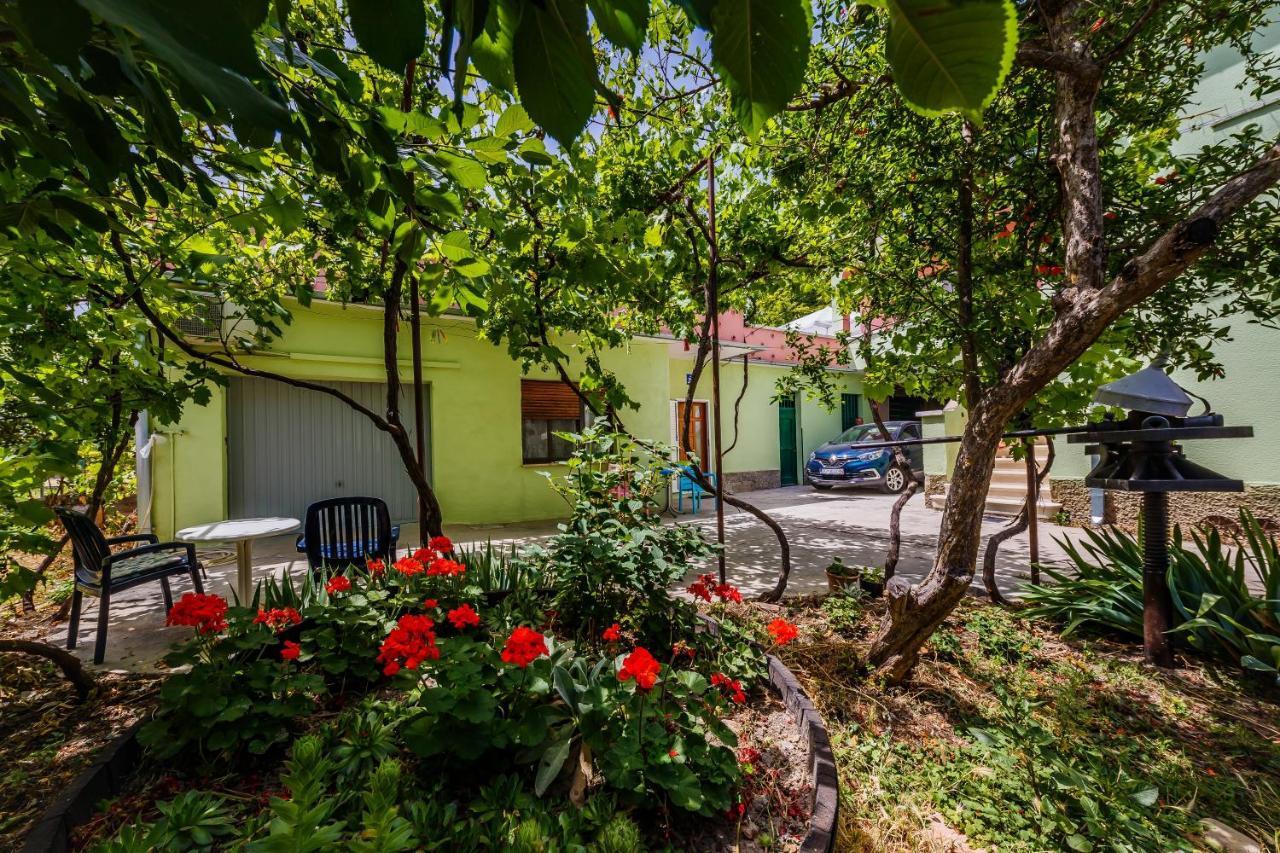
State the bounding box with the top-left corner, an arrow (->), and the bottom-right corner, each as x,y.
301,497 -> 398,572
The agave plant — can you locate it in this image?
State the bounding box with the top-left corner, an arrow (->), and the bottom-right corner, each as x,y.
1024,510 -> 1280,679
454,540 -> 547,592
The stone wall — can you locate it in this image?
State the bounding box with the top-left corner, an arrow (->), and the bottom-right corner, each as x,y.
1051,478 -> 1280,532
1050,479 -> 1093,527
924,474 -> 948,498
724,469 -> 780,493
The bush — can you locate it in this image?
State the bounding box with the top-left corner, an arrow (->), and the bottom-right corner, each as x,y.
1023,509 -> 1280,680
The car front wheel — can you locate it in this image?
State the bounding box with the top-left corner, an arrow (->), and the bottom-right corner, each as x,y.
881,465 -> 908,494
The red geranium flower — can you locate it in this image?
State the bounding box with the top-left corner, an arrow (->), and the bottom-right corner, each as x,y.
254,607 -> 302,634
280,640 -> 301,661
377,614 -> 440,677
714,582 -> 743,603
325,575 -> 351,595
429,535 -> 453,553
711,672 -> 746,704
167,593 -> 228,635
687,573 -> 713,602
412,547 -> 436,563
500,626 -> 548,668
367,558 -> 386,577
393,557 -> 426,576
447,603 -> 481,630
687,573 -> 742,604
426,557 -> 466,577
668,748 -> 679,758
766,618 -> 799,646
602,623 -> 622,642
617,647 -> 661,691
424,598 -> 438,608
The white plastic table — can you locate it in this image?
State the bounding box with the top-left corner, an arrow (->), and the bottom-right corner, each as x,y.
176,517 -> 300,603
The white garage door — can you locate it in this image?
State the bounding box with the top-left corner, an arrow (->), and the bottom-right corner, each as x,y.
227,378 -> 430,523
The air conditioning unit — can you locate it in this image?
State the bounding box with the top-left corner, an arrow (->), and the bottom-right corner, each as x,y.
176,295 -> 224,340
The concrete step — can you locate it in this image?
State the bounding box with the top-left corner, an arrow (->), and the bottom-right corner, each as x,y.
930,483 -> 1063,521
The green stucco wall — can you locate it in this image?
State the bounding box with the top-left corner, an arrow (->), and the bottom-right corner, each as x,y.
669,355 -> 865,476
152,299 -> 672,537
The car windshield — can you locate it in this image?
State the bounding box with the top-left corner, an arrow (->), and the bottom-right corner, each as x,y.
834,425 -> 885,444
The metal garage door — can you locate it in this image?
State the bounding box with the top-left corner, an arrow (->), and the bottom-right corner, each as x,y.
227,378 -> 430,523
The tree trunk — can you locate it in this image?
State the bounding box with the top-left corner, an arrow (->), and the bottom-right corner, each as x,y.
867,139 -> 1280,682
0,639 -> 95,701
869,403 -> 917,580
981,436 -> 1055,603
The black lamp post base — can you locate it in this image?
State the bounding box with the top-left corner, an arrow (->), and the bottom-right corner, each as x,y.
1142,491 -> 1175,668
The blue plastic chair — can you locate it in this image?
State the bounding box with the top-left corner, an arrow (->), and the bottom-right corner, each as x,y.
295,497 -> 400,572
676,467 -> 718,513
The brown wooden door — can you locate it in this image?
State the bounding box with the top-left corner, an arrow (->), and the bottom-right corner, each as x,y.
676,401 -> 709,464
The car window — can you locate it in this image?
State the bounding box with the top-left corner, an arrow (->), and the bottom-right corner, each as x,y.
901,425 -> 919,440
835,425 -> 881,444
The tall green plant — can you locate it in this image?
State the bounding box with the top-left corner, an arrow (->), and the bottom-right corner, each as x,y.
1024,510 -> 1280,680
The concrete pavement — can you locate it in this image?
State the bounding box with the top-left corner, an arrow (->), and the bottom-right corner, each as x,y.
47,485 -> 1090,671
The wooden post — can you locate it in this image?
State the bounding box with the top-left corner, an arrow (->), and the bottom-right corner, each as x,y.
1024,438 -> 1040,584
708,154 -> 727,585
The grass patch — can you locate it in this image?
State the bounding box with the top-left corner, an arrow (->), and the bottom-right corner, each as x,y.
739,596 -> 1280,852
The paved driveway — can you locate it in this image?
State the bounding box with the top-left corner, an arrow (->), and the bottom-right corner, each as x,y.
47,485 -> 1088,670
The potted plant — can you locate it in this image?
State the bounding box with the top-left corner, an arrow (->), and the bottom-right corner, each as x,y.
859,566 -> 886,598
825,558 -> 858,594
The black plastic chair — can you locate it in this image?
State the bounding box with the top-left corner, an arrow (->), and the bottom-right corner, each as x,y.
57,508 -> 204,665
296,497 -> 399,573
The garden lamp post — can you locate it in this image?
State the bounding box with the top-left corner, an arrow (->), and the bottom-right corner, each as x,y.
1067,362 -> 1252,667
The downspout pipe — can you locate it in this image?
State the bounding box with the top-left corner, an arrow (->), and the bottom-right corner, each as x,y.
134,411 -> 152,533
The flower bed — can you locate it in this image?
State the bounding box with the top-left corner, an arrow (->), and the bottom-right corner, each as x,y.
67,431 -> 834,851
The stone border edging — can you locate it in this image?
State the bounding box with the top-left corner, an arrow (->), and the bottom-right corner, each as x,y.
22,719 -> 145,853
767,652 -> 839,853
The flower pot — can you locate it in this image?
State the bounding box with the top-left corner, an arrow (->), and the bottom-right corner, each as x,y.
826,570 -> 857,594
859,577 -> 885,598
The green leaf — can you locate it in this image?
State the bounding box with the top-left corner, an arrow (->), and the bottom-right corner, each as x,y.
347,0 -> 426,72
883,0 -> 1018,123
513,0 -> 597,143
1130,786 -> 1159,807
1241,654 -> 1278,672
672,0 -> 713,28
535,736 -> 573,795
472,0 -> 519,92
19,0 -> 91,66
587,0 -> 648,51
78,0 -> 289,129
710,0 -> 812,137
495,103 -> 534,137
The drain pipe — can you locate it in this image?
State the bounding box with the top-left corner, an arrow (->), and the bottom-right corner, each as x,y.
135,411 -> 153,533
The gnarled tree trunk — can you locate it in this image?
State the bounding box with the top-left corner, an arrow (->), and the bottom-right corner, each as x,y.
982,436 -> 1055,603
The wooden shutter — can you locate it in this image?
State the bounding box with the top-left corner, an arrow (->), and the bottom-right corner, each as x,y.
521,380 -> 581,419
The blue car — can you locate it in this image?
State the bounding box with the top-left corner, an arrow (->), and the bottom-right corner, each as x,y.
805,421 -> 924,494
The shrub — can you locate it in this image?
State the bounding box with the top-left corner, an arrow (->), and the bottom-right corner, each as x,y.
536,428 -> 718,641
1024,510 -> 1280,679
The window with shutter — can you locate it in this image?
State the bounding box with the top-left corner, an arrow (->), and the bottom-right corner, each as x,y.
520,380 -> 584,463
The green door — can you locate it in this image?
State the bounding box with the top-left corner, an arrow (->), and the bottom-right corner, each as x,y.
841,393 -> 861,431
778,396 -> 798,486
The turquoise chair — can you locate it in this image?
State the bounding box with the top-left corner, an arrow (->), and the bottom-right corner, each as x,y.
676,467 -> 718,513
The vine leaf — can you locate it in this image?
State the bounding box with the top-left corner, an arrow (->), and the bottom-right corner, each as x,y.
711,0 -> 813,138
587,0 -> 649,52
880,0 -> 1018,123
347,0 -> 426,72
513,0 -> 597,143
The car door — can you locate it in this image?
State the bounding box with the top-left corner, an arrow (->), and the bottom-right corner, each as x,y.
900,423 -> 923,473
